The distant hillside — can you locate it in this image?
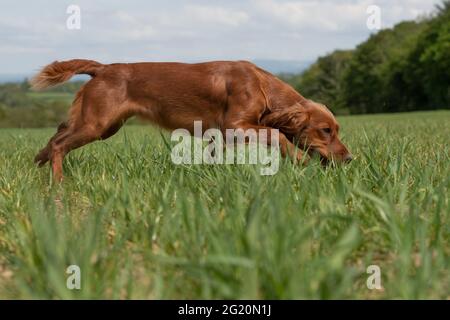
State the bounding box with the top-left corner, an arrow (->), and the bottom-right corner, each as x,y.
252,59 -> 312,74
0,74 -> 90,84
0,81 -> 84,128
0,74 -> 30,83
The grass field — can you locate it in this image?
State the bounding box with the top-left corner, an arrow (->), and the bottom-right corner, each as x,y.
0,111 -> 448,299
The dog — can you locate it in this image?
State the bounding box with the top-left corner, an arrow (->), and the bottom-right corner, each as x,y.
31,59 -> 352,181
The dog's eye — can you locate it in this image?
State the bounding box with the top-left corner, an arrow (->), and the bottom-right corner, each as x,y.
322,128 -> 331,134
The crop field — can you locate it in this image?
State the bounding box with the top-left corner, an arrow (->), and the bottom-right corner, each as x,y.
0,110 -> 448,299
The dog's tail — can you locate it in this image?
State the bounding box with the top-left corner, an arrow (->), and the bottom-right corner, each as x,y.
30,59 -> 104,90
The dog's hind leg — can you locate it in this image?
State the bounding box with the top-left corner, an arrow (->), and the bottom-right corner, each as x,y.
49,93 -> 134,181
35,84 -> 86,167
50,119 -> 130,182
101,121 -> 125,140
50,123 -> 103,182
34,121 -> 69,167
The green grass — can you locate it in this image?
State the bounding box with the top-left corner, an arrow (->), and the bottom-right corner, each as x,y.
0,111 -> 449,299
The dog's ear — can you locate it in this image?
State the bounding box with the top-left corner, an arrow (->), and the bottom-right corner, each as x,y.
260,103 -> 309,136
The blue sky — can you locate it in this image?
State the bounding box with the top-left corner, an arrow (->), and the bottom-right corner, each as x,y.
0,0 -> 440,74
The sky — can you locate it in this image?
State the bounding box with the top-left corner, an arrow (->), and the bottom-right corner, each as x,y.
0,0 -> 441,74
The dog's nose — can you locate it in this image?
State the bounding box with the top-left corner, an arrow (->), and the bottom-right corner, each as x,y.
344,153 -> 353,163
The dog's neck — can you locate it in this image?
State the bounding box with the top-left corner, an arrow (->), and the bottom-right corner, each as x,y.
265,77 -> 308,111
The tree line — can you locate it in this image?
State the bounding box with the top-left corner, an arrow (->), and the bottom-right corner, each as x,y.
284,1 -> 450,114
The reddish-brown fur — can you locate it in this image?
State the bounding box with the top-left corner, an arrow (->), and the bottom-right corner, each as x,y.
30,59 -> 352,181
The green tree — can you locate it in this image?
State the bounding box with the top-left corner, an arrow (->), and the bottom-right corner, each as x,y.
342,20 -> 427,114
294,50 -> 353,113
289,1 -> 449,115
402,1 -> 450,109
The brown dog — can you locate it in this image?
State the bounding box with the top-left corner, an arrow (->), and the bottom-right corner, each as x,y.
31,59 -> 352,181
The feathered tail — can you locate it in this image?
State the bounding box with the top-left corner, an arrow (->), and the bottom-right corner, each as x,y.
30,59 -> 103,90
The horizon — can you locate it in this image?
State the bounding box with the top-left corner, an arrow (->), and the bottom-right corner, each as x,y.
0,58 -> 313,83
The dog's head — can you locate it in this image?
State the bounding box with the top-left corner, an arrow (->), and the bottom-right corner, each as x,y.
299,101 -> 352,164
262,100 -> 352,164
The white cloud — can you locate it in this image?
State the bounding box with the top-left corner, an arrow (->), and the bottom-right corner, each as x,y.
252,0 -> 436,32
113,11 -> 156,40
0,45 -> 53,54
253,0 -> 367,31
184,5 -> 249,27
0,0 -> 441,73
